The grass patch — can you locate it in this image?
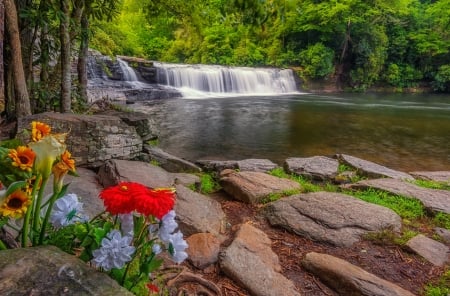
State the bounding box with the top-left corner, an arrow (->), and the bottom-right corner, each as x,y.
149,159 -> 160,166
423,269 -> 450,296
345,188 -> 425,220
413,179 -> 450,191
268,167 -> 331,193
146,139 -> 159,146
263,188 -> 302,203
188,173 -> 221,194
338,163 -> 353,173
364,229 -> 418,246
434,212 -> 450,230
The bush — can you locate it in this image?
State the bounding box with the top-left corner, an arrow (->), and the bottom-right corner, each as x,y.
298,43 -> 335,78
432,64 -> 450,92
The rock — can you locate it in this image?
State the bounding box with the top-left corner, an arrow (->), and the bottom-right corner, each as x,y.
284,156 -> 339,181
173,173 -> 201,187
0,246 -> 133,295
197,158 -> 278,174
406,234 -> 450,266
174,185 -> 226,237
435,227 -> 450,244
409,171 -> 450,185
337,154 -> 414,181
186,233 -> 221,269
264,192 -> 402,246
98,110 -> 158,141
17,112 -> 143,168
143,145 -> 202,173
97,159 -> 174,188
220,224 -> 300,296
236,159 -> 279,172
302,252 -> 415,296
348,178 -> 450,214
219,169 -> 301,204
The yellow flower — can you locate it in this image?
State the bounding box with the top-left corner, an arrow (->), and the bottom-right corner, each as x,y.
28,133 -> 67,179
0,190 -> 31,218
8,146 -> 36,172
31,121 -> 51,142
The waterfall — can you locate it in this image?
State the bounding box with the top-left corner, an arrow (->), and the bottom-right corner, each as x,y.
117,58 -> 138,81
154,62 -> 298,96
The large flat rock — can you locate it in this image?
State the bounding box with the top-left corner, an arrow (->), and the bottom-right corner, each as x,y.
337,154 -> 414,181
220,224 -> 300,296
197,158 -> 278,173
220,169 -> 301,204
264,192 -> 402,246
0,246 -> 133,295
348,178 -> 450,214
302,252 -> 415,296
284,156 -> 339,181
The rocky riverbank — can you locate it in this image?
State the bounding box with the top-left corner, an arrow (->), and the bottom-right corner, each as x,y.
1,111 -> 449,295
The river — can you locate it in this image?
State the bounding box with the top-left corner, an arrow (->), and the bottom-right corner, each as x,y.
129,92 -> 450,172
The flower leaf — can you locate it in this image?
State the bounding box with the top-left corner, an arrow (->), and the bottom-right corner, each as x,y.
5,181 -> 27,196
140,258 -> 163,275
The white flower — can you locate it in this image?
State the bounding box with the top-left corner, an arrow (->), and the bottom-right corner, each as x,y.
152,243 -> 162,255
167,231 -> 188,263
159,210 -> 178,242
92,230 -> 135,271
50,193 -> 87,228
119,213 -> 134,236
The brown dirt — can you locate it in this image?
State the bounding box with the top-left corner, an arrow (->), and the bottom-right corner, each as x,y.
183,190 -> 446,296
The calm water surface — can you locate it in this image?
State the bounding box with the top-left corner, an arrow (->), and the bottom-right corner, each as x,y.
131,93 -> 450,171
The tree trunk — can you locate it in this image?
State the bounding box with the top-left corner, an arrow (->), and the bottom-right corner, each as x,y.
77,6 -> 89,104
0,0 -> 5,114
60,0 -> 71,113
4,0 -> 31,118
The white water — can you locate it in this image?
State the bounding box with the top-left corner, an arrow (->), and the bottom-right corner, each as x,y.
154,62 -> 299,98
117,58 -> 138,81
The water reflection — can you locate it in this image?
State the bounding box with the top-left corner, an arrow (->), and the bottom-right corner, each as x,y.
132,93 -> 450,171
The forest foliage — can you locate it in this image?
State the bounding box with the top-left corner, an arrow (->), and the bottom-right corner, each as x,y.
90,0 -> 450,91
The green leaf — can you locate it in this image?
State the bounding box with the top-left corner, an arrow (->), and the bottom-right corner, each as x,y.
5,181 -> 28,196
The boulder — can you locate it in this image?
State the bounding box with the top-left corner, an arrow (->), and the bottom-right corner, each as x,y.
174,185 -> 226,237
220,224 -> 300,296
348,178 -> 450,214
197,158 -> 278,174
220,169 -> 301,204
264,192 -> 402,246
409,171 -> 450,185
143,145 -> 202,173
0,246 -> 133,295
337,154 -> 414,181
98,110 -> 158,141
435,227 -> 450,244
302,252 -> 415,296
186,233 -> 221,269
284,156 -> 339,181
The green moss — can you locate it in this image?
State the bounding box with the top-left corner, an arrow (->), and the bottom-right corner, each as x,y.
423,269 -> 450,296
434,212 -> 450,230
364,229 -> 418,246
413,179 -> 450,191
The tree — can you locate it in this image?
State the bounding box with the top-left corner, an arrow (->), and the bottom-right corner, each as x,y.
4,0 -> 31,118
60,0 -> 71,113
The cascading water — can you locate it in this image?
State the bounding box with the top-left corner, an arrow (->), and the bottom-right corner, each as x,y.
154,62 -> 298,97
117,58 -> 138,81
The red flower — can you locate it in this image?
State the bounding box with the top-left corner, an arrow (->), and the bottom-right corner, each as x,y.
146,283 -> 159,294
134,188 -> 175,219
99,182 -> 148,214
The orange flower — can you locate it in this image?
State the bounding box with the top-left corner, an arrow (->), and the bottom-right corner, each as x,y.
31,121 -> 51,142
8,146 -> 36,172
0,190 -> 31,218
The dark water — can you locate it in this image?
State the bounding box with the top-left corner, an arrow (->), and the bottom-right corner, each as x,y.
131,93 -> 450,172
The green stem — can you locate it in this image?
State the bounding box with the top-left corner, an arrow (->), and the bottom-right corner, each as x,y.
38,189 -> 60,244
0,239 -> 7,250
22,174 -> 42,247
32,176 -> 49,245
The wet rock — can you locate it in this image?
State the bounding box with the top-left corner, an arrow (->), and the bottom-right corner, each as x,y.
302,252 -> 415,296
186,233 -> 221,269
174,185 -> 226,237
409,171 -> 450,185
220,169 -> 301,204
97,159 -> 174,188
0,246 -> 133,296
348,178 -> 450,214
264,192 -> 402,246
337,154 -> 414,181
406,234 -> 450,266
220,224 -> 300,296
196,160 -> 238,174
285,156 -> 339,181
143,145 -> 202,173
